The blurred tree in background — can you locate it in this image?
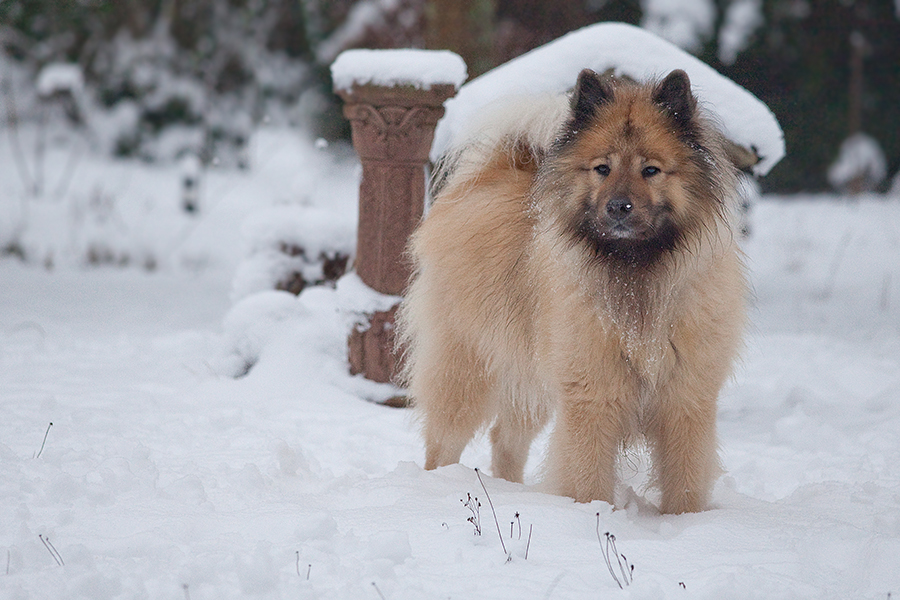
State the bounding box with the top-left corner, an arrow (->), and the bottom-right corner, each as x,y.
1,0 -> 897,191
696,0 -> 900,191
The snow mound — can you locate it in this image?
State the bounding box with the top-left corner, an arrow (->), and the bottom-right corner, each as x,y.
331,49 -> 467,91
432,22 -> 785,176
217,290 -> 306,377
827,132 -> 887,192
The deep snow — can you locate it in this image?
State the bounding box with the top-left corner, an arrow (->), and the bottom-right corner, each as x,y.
2,178 -> 900,600
1,27 -> 898,595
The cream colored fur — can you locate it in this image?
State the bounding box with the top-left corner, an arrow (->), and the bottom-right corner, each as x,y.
398,74 -> 746,514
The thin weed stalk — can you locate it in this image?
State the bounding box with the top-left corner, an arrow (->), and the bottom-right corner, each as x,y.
39,534 -> 63,566
34,422 -> 53,459
474,468 -> 509,559
295,550 -> 311,580
595,513 -> 632,589
525,524 -> 533,560
462,493 -> 481,536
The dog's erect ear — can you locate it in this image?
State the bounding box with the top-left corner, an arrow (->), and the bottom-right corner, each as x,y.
652,69 -> 695,125
571,69 -> 614,129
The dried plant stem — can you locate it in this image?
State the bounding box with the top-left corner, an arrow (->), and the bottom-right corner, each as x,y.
462,493 -> 481,535
35,422 -> 53,459
39,534 -> 63,566
525,524 -> 533,560
474,468 -> 509,559
596,514 -> 633,589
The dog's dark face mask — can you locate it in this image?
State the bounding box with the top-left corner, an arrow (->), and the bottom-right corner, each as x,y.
545,69 -> 722,268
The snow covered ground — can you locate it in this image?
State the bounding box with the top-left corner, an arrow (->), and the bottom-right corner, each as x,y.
2,132 -> 900,599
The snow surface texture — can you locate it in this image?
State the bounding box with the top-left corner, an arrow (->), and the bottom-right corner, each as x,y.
3,162 -> 900,599
331,49 -> 467,92
431,22 -> 785,176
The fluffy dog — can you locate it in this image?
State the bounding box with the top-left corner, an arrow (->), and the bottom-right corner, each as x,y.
397,69 -> 746,514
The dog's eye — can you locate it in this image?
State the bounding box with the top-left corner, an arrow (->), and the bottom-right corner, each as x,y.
594,164 -> 611,177
642,166 -> 661,178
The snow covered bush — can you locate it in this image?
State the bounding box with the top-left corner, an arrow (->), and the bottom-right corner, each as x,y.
227,129 -> 359,302
827,132 -> 888,193
640,0 -> 716,53
231,206 -> 354,302
91,24 -> 310,166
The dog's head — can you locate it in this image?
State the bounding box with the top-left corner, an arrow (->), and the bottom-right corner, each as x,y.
541,69 -> 729,267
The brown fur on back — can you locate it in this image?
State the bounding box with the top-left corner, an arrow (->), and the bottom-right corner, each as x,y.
397,70 -> 746,514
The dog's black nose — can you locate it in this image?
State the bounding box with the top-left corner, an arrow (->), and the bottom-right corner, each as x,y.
606,197 -> 633,219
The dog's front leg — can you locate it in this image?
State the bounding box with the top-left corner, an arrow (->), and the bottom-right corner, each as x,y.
649,366 -> 723,514
547,377 -> 631,505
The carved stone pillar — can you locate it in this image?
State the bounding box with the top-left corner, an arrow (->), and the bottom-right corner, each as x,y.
336,82 -> 457,384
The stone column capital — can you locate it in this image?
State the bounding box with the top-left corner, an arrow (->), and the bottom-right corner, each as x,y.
336,84 -> 456,164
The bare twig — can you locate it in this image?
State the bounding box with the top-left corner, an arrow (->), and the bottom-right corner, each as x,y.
474,468 -> 509,559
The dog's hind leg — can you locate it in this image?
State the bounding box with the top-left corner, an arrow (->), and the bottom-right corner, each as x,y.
416,340 -> 496,471
489,398 -> 550,483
